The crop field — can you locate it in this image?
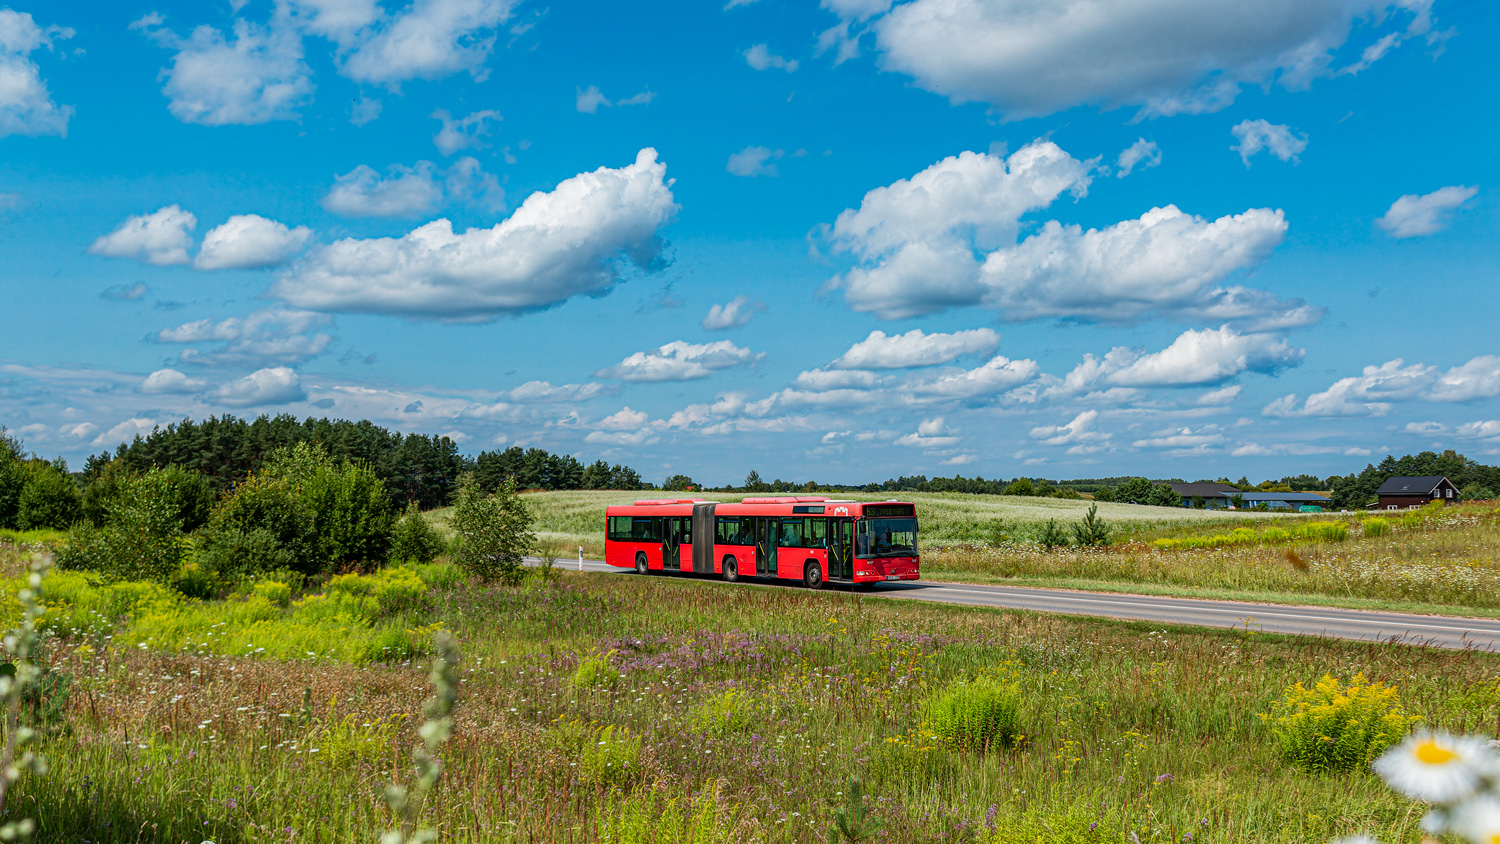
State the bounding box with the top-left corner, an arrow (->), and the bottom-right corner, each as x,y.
428,490 -> 1292,558
5,536 -> 1500,844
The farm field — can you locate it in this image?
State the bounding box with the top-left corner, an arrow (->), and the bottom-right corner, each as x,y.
438,492 -> 1500,616
429,489 -> 1293,558
6,541 -> 1499,844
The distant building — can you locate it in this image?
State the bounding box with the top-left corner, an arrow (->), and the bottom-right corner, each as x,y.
1375,476 -> 1458,510
1167,482 -> 1241,508
1165,482 -> 1332,511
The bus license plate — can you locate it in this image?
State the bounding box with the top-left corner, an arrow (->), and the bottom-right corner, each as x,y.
886,575 -> 899,581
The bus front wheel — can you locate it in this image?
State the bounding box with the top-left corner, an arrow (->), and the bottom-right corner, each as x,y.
635,553 -> 649,575
722,557 -> 739,583
803,561 -> 824,591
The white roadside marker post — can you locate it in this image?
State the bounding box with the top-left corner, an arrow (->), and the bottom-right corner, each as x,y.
578,546 -> 584,571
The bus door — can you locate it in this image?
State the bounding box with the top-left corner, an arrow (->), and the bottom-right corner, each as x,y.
677,517 -> 692,571
755,517 -> 777,576
661,518 -> 680,572
829,519 -> 854,580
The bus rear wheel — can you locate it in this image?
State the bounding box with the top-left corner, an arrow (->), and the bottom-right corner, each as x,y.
803,562 -> 824,591
635,553 -> 649,575
722,557 -> 739,582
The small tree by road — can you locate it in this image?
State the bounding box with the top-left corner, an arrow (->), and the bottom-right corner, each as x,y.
450,474 -> 536,586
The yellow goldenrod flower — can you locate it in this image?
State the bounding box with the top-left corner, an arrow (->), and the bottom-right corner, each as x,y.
1373,731 -> 1493,804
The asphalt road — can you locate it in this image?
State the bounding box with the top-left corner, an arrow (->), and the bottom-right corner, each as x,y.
544,556 -> 1500,652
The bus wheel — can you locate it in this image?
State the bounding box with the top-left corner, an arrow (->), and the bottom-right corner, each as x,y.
635,553 -> 649,575
722,558 -> 739,582
803,562 -> 824,591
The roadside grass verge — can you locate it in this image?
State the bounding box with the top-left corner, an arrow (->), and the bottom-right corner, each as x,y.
14,568 -> 1500,842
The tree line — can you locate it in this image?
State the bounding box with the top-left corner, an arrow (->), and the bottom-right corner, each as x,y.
93,414 -> 645,509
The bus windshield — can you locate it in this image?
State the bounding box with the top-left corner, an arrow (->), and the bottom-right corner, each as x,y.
857,517 -> 917,558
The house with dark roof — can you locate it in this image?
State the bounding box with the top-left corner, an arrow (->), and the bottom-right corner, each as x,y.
1376,476 -> 1458,510
1166,482 -> 1242,508
1165,482 -> 1334,511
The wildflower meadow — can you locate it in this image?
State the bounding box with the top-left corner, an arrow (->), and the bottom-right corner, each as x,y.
1,532 -> 1497,843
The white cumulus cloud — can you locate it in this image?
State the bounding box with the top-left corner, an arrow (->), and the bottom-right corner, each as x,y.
155,307 -> 334,367
0,9 -> 74,138
339,0 -> 515,87
831,328 -> 1000,369
277,148 -> 677,320
321,158 -> 501,218
744,43 -> 798,72
1231,120 -> 1308,166
701,296 -> 767,330
1265,354 -> 1500,417
1376,185 -> 1479,238
212,366 -> 306,407
858,0 -> 1436,119
907,355 -> 1040,401
1105,326 -> 1302,387
1115,138 -> 1160,178
139,368 -> 207,394
132,13 -> 314,126
89,205 -> 197,266
596,340 -> 759,382
195,214 -> 312,270
1030,409 -> 1109,449
431,108 -> 500,155
977,205 -> 1295,324
575,84 -> 655,114
727,146 -> 784,177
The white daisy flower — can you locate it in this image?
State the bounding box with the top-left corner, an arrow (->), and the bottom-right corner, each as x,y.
1450,795 -> 1500,844
1372,731 -> 1492,804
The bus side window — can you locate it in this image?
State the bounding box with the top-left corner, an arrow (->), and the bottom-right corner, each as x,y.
807,518 -> 827,548
780,518 -> 804,547
855,521 -> 870,557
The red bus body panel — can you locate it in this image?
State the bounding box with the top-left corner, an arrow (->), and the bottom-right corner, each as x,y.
603,497 -> 920,584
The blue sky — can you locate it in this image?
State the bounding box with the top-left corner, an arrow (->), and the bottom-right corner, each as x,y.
1,0 -> 1496,485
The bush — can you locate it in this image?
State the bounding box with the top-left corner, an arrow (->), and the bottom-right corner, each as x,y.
1038,519 -> 1069,550
193,525 -> 295,582
172,561 -> 218,599
1461,483 -> 1496,501
56,470 -> 194,583
1361,517 -> 1391,538
924,676 -> 1024,752
450,474 -> 536,585
1299,521 -> 1348,543
1071,505 -> 1110,547
262,443 -> 395,570
15,460 -> 81,531
391,502 -> 444,564
210,474 -> 318,574
1003,478 -> 1034,497
1261,673 -> 1414,772
0,429 -> 23,529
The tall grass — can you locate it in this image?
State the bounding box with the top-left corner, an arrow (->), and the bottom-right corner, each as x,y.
12,568 -> 1500,842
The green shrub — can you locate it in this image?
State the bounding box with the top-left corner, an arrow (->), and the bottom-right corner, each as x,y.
1070,505 -> 1110,547
450,474 -> 535,585
391,502 -> 445,564
1361,517 -> 1391,538
210,473 -> 318,574
262,443 -> 396,570
171,561 -> 218,599
252,579 -> 292,608
924,676 -> 1024,752
15,460 -> 81,531
193,525 -> 295,582
1037,519 -> 1069,550
572,651 -> 621,689
0,429 -> 23,529
689,688 -> 751,734
1260,673 -> 1414,772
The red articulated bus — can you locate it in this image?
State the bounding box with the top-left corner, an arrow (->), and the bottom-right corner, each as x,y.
603,496 -> 919,589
